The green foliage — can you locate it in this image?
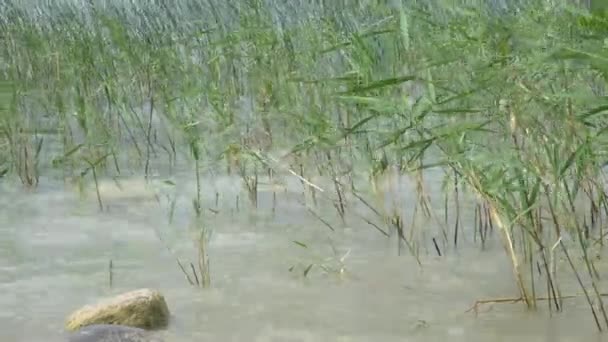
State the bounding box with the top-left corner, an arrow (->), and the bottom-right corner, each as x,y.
2,0 -> 608,323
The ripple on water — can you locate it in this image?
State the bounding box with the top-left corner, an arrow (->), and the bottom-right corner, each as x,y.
0,177 -> 606,342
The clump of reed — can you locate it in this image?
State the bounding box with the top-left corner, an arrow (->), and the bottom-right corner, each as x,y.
2,0 -> 608,330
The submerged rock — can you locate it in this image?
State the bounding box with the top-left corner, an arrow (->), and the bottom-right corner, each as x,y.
67,324 -> 164,342
65,289 -> 170,332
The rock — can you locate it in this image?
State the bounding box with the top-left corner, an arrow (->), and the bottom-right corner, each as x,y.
65,289 -> 170,332
67,324 -> 164,342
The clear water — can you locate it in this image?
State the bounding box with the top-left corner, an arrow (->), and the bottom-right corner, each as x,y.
0,172 -> 605,342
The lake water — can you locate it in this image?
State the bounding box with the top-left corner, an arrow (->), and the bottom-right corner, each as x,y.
0,170 -> 605,342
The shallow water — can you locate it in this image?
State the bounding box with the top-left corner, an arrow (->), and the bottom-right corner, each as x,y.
0,173 -> 605,342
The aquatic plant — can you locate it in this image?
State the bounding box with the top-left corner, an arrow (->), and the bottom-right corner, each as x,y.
2,0 -> 608,330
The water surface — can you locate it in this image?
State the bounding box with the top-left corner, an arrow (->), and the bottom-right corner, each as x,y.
0,173 -> 604,342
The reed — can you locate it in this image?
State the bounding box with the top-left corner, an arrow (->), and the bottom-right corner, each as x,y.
2,0 -> 607,329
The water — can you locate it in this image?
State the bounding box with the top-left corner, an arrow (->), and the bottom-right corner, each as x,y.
0,172 -> 605,342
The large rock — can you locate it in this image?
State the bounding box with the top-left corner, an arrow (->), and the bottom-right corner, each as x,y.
65,289 -> 170,332
67,324 -> 164,342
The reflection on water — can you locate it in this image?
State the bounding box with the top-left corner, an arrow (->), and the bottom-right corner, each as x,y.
0,174 -> 604,342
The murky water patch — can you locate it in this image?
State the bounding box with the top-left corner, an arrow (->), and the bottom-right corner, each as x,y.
211,231 -> 263,248
0,176 -> 607,341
